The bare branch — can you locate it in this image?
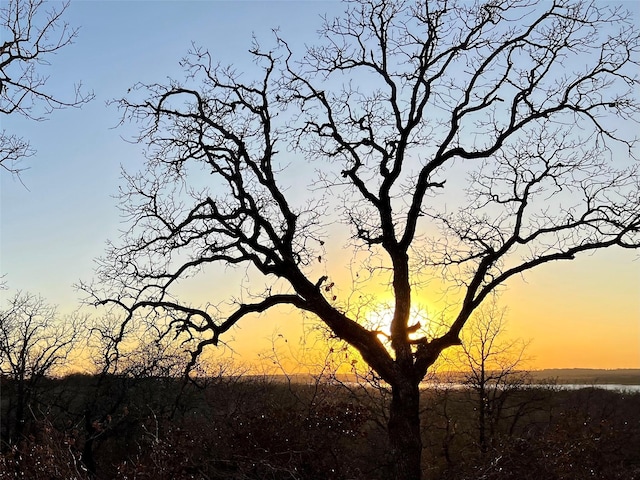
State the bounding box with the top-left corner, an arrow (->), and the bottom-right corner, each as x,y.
0,0 -> 93,176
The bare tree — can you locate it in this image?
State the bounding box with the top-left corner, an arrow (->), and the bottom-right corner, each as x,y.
0,0 -> 92,176
77,315 -> 199,477
83,1 -> 640,478
0,291 -> 83,442
452,298 -> 531,454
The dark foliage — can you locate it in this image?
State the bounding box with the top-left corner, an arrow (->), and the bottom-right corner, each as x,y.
1,374 -> 639,479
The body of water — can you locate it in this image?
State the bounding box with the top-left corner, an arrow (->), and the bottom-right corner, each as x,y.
534,383 -> 640,392
418,382 -> 640,392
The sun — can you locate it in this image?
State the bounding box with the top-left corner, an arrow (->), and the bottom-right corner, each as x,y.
364,304 -> 395,337
363,303 -> 432,343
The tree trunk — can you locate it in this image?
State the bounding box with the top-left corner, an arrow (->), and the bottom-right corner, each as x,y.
479,386 -> 487,454
15,375 -> 26,441
82,408 -> 98,478
388,378 -> 422,480
478,365 -> 488,454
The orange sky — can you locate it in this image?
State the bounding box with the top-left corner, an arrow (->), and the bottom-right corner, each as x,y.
215,245 -> 639,373
501,249 -> 639,369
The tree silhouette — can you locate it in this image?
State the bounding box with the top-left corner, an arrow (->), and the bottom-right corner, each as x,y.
0,0 -> 92,176
0,292 -> 83,442
452,297 -> 532,454
83,1 -> 640,478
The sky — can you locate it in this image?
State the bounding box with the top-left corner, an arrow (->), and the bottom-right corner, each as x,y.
1,0 -> 638,372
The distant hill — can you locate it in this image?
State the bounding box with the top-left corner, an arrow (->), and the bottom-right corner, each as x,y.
528,368 -> 640,385
246,369 -> 640,386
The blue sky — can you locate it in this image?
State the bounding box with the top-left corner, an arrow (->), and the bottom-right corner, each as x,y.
1,0 -> 343,306
1,0 -> 639,369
